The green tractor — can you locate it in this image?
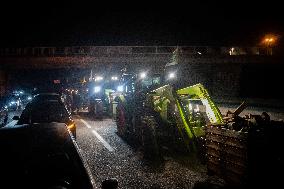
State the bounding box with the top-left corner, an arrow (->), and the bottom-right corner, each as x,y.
115,48 -> 284,187
115,68 -> 224,159
115,47 -> 223,156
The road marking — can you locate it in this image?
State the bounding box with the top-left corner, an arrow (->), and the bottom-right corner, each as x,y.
80,119 -> 114,152
80,119 -> 91,128
91,130 -> 114,152
5,120 -> 17,127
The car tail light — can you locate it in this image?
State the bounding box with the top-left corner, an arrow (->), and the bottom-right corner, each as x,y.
67,122 -> 75,130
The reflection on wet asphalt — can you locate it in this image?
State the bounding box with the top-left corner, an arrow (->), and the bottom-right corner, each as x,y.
75,116 -> 224,189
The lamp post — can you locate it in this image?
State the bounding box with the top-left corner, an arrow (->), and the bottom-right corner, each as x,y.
263,36 -> 276,55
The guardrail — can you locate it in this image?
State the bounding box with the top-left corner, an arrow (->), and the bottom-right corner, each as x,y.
0,46 -> 269,57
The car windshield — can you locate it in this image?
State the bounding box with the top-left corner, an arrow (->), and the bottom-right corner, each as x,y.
18,100 -> 69,124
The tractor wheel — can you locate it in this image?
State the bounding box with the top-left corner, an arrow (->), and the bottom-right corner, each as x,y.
116,104 -> 127,137
141,116 -> 160,158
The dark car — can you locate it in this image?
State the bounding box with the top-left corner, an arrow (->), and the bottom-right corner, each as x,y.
0,123 -> 95,189
15,93 -> 76,138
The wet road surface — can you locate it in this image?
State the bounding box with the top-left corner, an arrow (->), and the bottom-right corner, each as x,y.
3,105 -> 283,188
74,115 -> 224,189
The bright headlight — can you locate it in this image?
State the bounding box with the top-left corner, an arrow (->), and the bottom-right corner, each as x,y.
140,72 -> 146,79
169,72 -> 176,79
117,85 -> 124,92
111,76 -> 118,80
95,76 -> 103,81
94,86 -> 101,93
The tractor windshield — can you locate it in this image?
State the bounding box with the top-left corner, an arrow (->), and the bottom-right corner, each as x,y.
179,97 -> 210,127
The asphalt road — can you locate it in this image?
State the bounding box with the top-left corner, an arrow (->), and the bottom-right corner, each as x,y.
3,105 -> 283,188
74,115 -> 224,189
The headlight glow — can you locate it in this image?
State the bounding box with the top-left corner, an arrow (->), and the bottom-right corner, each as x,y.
94,86 -> 101,93
169,72 -> 176,79
95,76 -> 103,81
111,76 -> 118,80
140,72 -> 146,79
117,85 -> 124,92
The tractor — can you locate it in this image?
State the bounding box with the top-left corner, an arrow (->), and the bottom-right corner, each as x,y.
115,69 -> 223,158
115,48 -> 284,187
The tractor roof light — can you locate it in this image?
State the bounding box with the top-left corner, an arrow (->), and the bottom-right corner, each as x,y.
95,76 -> 103,81
168,72 -> 176,79
140,72 -> 147,79
111,76 -> 118,80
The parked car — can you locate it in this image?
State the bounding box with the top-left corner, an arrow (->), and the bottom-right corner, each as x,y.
14,93 -> 76,138
0,123 -> 95,189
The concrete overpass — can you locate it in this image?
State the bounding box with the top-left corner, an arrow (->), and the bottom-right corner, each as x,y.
0,46 -> 272,69
0,46 -> 283,98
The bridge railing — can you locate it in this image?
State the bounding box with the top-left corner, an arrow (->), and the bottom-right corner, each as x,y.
0,46 -> 269,57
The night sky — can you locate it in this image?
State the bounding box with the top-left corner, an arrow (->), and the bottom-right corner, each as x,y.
1,1 -> 283,47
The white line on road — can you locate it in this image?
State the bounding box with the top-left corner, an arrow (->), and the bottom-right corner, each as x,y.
5,120 -> 17,127
91,130 -> 114,152
80,119 -> 114,152
80,119 -> 91,128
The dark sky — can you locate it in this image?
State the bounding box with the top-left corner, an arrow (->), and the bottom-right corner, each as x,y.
1,1 -> 283,46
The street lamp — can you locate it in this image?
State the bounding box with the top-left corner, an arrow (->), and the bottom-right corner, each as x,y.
263,35 -> 276,55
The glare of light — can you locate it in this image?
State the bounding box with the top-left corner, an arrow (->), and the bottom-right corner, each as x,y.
117,85 -> 124,92
27,96 -> 32,100
201,99 -> 218,123
4,105 -> 8,109
197,51 -> 202,55
10,101 -> 16,105
94,86 -> 101,93
229,47 -> 235,55
140,72 -> 146,79
95,76 -> 103,81
19,91 -> 23,94
263,35 -> 277,46
67,123 -> 75,130
169,72 -> 176,79
188,103 -> 192,111
111,76 -> 118,80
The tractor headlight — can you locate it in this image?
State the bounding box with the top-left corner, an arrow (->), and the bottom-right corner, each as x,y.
140,72 -> 147,79
168,72 -> 176,79
117,85 -> 124,92
94,86 -> 101,93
